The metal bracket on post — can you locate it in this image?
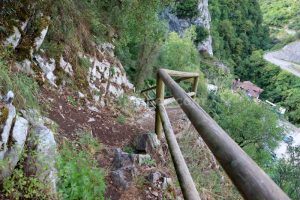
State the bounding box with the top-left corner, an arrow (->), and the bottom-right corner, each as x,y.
155,72 -> 165,139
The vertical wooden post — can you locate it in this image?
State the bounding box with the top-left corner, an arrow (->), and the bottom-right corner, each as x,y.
155,73 -> 165,138
192,76 -> 199,99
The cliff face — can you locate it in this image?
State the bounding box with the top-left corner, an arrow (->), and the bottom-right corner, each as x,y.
0,1 -> 133,106
195,0 -> 213,56
162,0 -> 213,56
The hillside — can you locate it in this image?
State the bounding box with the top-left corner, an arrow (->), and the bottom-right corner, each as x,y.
0,0 -> 300,199
259,0 -> 300,43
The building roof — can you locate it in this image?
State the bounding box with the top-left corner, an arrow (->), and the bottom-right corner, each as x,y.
238,81 -> 263,98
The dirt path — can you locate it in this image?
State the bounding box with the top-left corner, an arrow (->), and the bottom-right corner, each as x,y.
40,88 -> 189,200
264,41 -> 300,77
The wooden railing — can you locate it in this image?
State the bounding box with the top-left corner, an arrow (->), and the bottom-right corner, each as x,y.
141,69 -> 290,200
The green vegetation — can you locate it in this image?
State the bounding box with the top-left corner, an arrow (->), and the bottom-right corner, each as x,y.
174,0 -> 199,19
158,29 -> 200,72
179,128 -> 242,199
57,133 -> 106,199
206,90 -> 282,166
259,0 -> 300,30
2,156 -> 47,199
209,0 -> 270,70
0,57 -> 39,109
270,145 -> 300,200
236,50 -> 300,125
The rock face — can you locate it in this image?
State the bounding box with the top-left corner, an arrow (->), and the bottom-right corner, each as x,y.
0,117 -> 29,181
0,104 -> 16,160
0,91 -> 58,196
162,0 -> 213,56
85,44 -> 134,102
30,125 -> 58,195
195,0 -> 213,56
1,3 -> 134,104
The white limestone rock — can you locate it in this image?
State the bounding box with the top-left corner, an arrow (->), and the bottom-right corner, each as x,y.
3,26 -> 21,49
59,56 -> 74,76
0,104 -> 16,160
0,117 -> 29,180
15,59 -> 34,75
31,125 -> 58,195
34,54 -> 57,86
194,0 -> 213,56
34,26 -> 49,51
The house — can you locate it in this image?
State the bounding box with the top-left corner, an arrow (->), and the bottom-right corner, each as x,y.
232,79 -> 263,99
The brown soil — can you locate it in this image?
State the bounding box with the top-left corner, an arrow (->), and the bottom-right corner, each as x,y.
39,88 -> 188,200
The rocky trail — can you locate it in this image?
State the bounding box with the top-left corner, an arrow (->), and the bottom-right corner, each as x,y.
40,88 -> 191,200
264,40 -> 300,77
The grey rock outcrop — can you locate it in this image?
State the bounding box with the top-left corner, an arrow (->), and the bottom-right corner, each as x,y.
30,125 -> 58,195
0,104 -> 16,160
0,117 -> 29,181
162,0 -> 213,56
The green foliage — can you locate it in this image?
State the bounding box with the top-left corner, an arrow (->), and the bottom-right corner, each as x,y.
158,29 -> 200,72
195,26 -> 209,44
259,0 -> 300,30
107,0 -> 172,87
206,91 -> 282,166
209,0 -> 271,68
3,168 -> 47,200
175,0 -> 199,19
57,133 -> 106,200
236,50 -> 300,125
270,145 -> 300,199
1,147 -> 49,199
139,157 -> 156,167
0,59 -> 39,109
67,96 -> 77,107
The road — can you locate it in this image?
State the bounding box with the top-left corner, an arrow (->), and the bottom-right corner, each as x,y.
264,51 -> 300,78
264,41 -> 300,78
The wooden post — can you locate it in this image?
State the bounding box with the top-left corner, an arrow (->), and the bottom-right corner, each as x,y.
192,76 -> 199,99
155,73 -> 164,138
158,103 -> 201,200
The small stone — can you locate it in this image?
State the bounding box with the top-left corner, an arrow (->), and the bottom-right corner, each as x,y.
78,92 -> 85,98
88,118 -> 96,123
111,170 -> 129,189
134,133 -> 160,153
162,177 -> 173,190
151,191 -> 159,197
148,172 -> 161,184
87,105 -> 100,113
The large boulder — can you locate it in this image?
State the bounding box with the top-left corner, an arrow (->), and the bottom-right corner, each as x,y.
0,104 -> 16,160
25,125 -> 58,195
0,117 -> 29,181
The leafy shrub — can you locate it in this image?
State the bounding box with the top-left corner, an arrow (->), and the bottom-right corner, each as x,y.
3,169 -> 47,199
158,29 -> 200,72
57,135 -> 106,200
195,26 -> 209,44
175,0 -> 199,19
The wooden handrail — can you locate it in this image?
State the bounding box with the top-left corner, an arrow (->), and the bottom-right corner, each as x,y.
155,68 -> 290,200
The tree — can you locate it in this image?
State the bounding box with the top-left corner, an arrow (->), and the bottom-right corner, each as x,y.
158,28 -> 200,72
271,145 -> 300,199
208,91 -> 283,166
